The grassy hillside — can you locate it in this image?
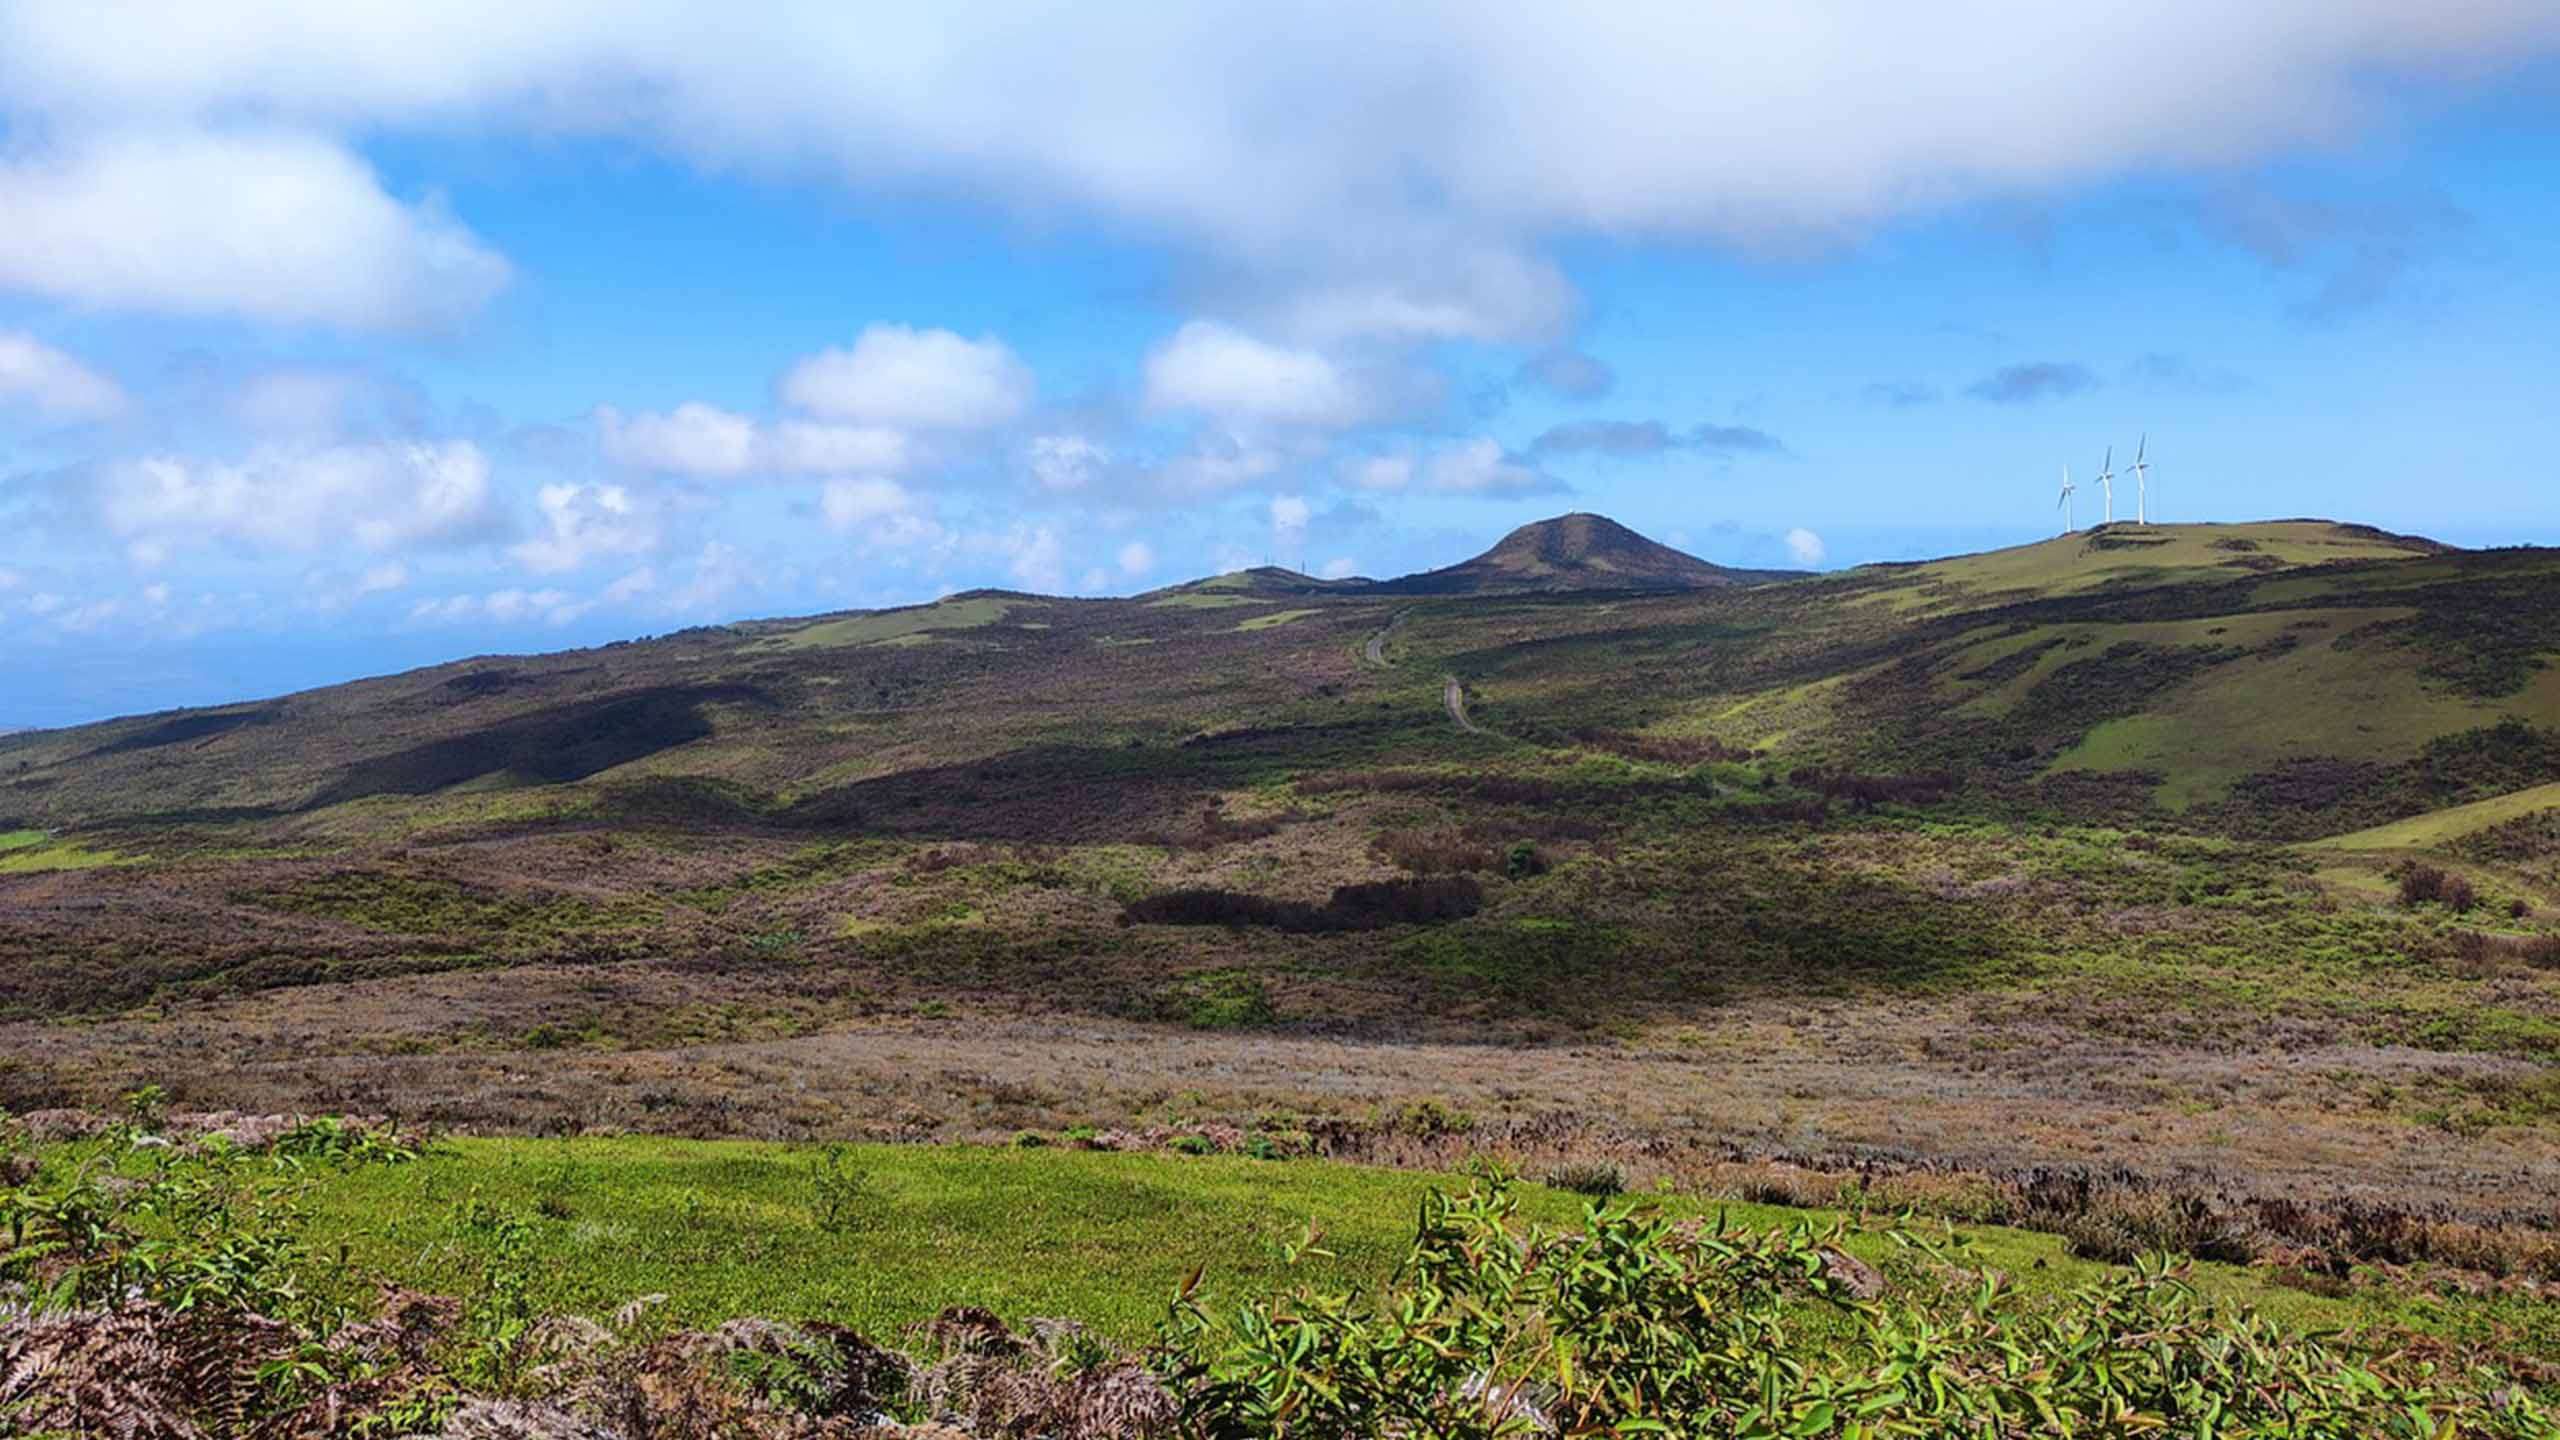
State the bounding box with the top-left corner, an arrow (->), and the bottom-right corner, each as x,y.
2,517 -> 2556,1221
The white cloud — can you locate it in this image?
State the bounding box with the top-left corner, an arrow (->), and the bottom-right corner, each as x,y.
1116,539 -> 1155,577
0,331 -> 124,417
596,402 -> 758,477
1026,433 -> 1107,492
763,420 -> 909,474
1422,438 -> 1556,497
1155,437 -> 1286,495
0,129 -> 507,330
597,403 -> 911,477
1784,527 -> 1827,567
231,369 -> 366,435
780,325 -> 1031,429
95,440 -> 498,559
1269,494 -> 1312,539
356,562 -> 409,594
999,525 -> 1067,592
5,5 -> 2549,339
660,541 -> 756,614
1319,556 -> 1358,579
1143,322 -> 1364,427
820,477 -> 950,560
1342,454 -> 1414,492
413,587 -> 590,626
511,482 -> 658,574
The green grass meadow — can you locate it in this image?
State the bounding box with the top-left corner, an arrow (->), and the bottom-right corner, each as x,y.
275,1137 -> 2550,1356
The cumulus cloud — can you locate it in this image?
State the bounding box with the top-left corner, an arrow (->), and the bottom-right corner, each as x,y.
1423,438 -> 1561,497
1153,435 -> 1289,496
1966,361 -> 2099,405
0,331 -> 125,417
6,3 -> 2549,341
780,326 -> 1031,429
94,440 -> 499,559
1143,322 -> 1366,428
1026,434 -> 1108,493
1269,494 -> 1312,549
1784,527 -> 1827,567
997,525 -> 1067,592
595,402 -> 757,476
1319,556 -> 1359,580
511,482 -> 659,574
0,129 -> 508,330
1116,540 -> 1155,577
820,476 -> 947,554
231,369 -> 373,435
659,540 -> 758,615
1342,454 -> 1414,492
595,403 -> 911,478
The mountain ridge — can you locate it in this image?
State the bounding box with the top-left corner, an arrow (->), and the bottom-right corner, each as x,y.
1371,512 -> 1799,595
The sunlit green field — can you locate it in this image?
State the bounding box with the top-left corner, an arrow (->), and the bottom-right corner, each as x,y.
271,1137 -> 2550,1353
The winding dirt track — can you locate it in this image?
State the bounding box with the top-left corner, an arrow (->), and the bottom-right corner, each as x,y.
1361,610 -> 1407,667
1443,676 -> 1483,734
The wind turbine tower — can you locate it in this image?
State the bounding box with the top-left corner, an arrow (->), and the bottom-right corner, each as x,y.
2056,465 -> 2077,533
2095,446 -> 2116,525
2127,434 -> 2152,524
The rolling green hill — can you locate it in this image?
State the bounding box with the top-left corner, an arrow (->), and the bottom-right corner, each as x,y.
3,514 -> 2557,1220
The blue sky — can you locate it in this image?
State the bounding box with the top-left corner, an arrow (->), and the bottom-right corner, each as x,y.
3,5 -> 2558,728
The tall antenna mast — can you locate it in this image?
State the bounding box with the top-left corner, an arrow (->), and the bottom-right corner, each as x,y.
2095,446 -> 2116,525
2128,434 -> 2151,524
2056,465 -> 2077,533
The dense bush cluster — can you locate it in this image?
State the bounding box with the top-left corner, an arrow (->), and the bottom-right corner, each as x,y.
1369,829 -> 1551,879
2455,807 -> 2560,864
1121,877 -> 1482,933
1785,766 -> 1961,810
2399,861 -> 2481,911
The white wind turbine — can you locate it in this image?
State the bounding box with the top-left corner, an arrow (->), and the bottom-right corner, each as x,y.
2094,445 -> 2116,525
2127,434 -> 2152,524
2056,465 -> 2078,533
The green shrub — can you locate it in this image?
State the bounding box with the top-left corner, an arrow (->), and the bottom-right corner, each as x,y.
1162,968 -> 1275,1029
806,1144 -> 877,1234
1161,1179 -> 2556,1438
1540,1160 -> 1625,1198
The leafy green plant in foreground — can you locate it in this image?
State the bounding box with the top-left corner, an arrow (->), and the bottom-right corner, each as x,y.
1161,1179 -> 2556,1438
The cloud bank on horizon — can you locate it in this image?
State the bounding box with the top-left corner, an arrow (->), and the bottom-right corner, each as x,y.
2,2 -> 2557,723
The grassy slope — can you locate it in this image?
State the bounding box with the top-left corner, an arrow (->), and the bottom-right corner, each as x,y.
761,595 -> 1021,651
1860,521 -> 2440,613
291,1138 -> 2523,1351
2313,782 -> 2560,852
